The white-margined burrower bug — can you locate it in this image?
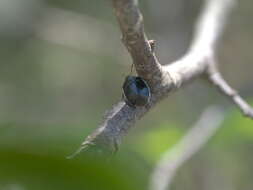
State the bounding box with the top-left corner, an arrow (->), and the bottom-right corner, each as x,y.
122,75 -> 151,107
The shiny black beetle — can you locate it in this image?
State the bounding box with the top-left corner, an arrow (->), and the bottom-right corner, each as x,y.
122,75 -> 151,107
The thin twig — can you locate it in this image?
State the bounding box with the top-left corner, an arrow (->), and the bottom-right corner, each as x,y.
149,106 -> 225,190
209,72 -> 253,118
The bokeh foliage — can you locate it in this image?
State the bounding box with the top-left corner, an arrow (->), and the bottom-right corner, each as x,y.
0,0 -> 252,189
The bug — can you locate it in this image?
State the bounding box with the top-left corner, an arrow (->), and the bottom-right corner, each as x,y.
122,75 -> 151,107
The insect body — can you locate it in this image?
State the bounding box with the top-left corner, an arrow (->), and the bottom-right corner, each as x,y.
122,75 -> 151,107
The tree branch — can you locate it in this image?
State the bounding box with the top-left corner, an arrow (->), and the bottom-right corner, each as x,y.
71,0 -> 252,155
208,68 -> 253,118
190,0 -> 236,52
149,106 -> 225,190
112,0 -> 163,85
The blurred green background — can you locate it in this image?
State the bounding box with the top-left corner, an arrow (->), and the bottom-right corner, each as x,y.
0,0 -> 252,189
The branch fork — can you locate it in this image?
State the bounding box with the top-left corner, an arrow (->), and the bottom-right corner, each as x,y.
72,0 -> 252,155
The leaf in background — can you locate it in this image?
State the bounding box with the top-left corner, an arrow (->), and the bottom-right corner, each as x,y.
132,124 -> 183,163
